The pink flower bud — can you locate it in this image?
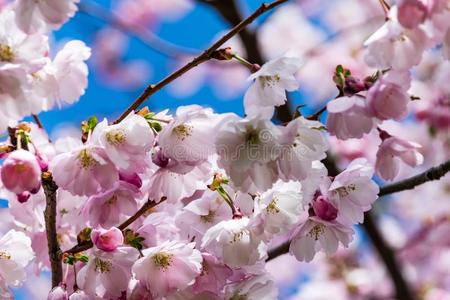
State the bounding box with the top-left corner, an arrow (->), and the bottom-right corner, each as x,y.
17,191 -> 31,203
48,284 -> 68,300
119,171 -> 142,188
1,149 -> 41,195
312,195 -> 338,221
91,227 -> 123,252
397,0 -> 428,29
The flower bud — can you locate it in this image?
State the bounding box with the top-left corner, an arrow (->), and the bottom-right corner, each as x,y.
91,227 -> 123,252
312,195 -> 338,221
1,149 -> 41,195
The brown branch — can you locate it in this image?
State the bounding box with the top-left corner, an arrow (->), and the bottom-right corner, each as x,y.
64,198 -> 165,255
114,0 -> 289,124
32,114 -> 44,129
42,171 -> 62,288
379,159 -> 450,196
78,1 -> 197,58
199,0 -> 293,122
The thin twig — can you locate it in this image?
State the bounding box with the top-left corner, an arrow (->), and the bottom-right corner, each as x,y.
42,171 -> 63,288
32,114 -> 44,129
379,159 -> 450,196
114,0 -> 289,124
78,1 -> 197,58
199,0 -> 293,122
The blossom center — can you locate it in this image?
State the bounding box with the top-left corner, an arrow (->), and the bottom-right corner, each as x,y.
106,129 -> 126,146
200,210 -> 215,223
78,149 -> 97,169
266,198 -> 280,214
244,127 -> 259,144
230,230 -> 245,243
94,257 -> 112,273
229,293 -> 249,300
307,224 -> 325,241
0,250 -> 11,260
259,74 -> 281,88
152,252 -> 173,270
336,184 -> 356,197
173,124 -> 193,141
0,44 -> 14,62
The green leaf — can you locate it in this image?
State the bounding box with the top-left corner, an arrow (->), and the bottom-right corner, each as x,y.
78,255 -> 89,263
87,116 -> 98,130
335,64 -> 344,75
150,122 -> 162,132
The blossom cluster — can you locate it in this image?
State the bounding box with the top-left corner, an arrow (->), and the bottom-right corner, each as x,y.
0,0 -> 449,299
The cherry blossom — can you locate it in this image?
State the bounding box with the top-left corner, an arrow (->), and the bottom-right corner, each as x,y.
132,241 -> 202,298
244,55 -> 302,118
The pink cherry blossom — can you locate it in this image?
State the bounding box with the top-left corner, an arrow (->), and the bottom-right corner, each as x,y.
77,247 -> 139,298
192,252 -> 232,295
50,145 -> 118,196
92,113 -> 154,173
1,149 -> 41,195
277,117 -> 328,181
328,158 -> 379,224
201,217 -> 264,268
91,227 -> 124,252
327,95 -> 376,140
244,55 -> 302,118
47,284 -> 68,300
14,0 -> 78,33
224,274 -> 279,300
366,71 -> 411,121
0,229 -> 34,288
375,135 -> 424,181
215,116 -> 282,192
132,241 -> 202,298
364,13 -> 428,70
83,181 -> 139,228
289,217 -> 354,262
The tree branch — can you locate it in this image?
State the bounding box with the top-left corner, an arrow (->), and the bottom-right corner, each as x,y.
42,171 -> 62,288
114,0 -> 289,124
64,198 -> 165,255
198,0 -> 293,122
379,159 -> 450,196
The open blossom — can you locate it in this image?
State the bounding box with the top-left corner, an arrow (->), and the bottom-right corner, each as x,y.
50,145 -> 118,196
33,40 -> 91,111
91,227 -> 124,252
327,96 -> 376,140
92,113 -> 154,173
253,180 -> 303,238
0,230 -> 34,288
14,0 -> 79,33
215,116 -> 282,192
277,117 -> 328,181
328,158 -> 379,225
77,247 -> 139,298
364,11 -> 428,70
158,105 -> 220,164
132,241 -> 202,298
289,217 -> 354,262
192,252 -> 232,295
244,55 -> 301,118
201,217 -> 264,268
0,9 -> 48,72
1,149 -> 41,195
225,274 -> 278,300
375,135 -> 424,181
83,181 -> 139,228
366,71 -> 411,121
